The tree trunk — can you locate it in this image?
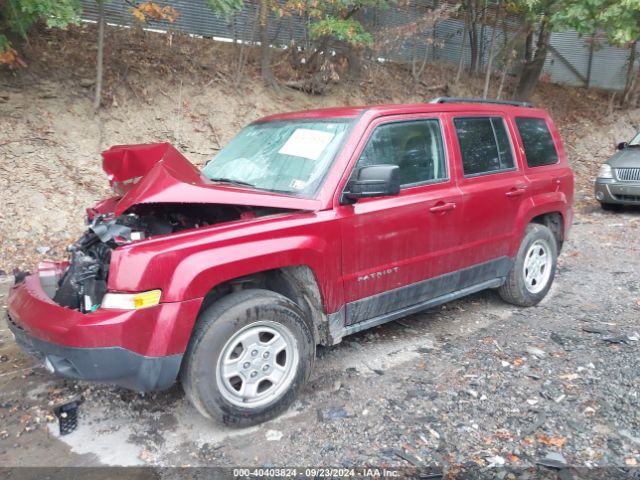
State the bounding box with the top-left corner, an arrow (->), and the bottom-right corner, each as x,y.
259,0 -> 276,87
410,1 -> 420,81
482,0 -> 501,99
514,17 -> 551,101
496,58 -> 509,99
524,30 -> 534,63
496,15 -> 510,99
468,13 -> 478,73
478,0 -> 487,72
455,18 -> 468,85
411,6 -> 431,85
233,6 -> 259,86
93,0 -> 105,111
347,44 -> 362,80
622,40 -> 638,106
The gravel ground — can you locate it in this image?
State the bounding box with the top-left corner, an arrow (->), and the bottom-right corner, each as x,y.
1,207 -> 638,478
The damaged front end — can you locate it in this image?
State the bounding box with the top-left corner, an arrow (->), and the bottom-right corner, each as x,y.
42,142 -> 308,314
51,202 -> 265,313
52,216 -> 121,313
52,209 -> 211,313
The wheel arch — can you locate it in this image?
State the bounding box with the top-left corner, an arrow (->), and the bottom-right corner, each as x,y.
512,195 -> 567,256
530,211 -> 564,251
192,265 -> 334,348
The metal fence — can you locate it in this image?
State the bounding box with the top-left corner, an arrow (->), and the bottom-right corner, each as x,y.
545,31 -> 637,91
79,0 -> 637,92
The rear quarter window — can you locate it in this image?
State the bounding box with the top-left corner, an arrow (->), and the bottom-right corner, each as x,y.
515,117 -> 559,167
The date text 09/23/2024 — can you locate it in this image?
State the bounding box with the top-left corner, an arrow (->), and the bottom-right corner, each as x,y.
233,467 -> 403,477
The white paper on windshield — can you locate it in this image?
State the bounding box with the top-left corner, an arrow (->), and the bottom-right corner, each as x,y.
278,128 -> 335,160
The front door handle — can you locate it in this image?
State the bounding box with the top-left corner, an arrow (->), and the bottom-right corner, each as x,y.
429,202 -> 456,213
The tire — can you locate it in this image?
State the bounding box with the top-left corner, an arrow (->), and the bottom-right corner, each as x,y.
180,289 -> 315,427
600,202 -> 623,212
498,223 -> 558,307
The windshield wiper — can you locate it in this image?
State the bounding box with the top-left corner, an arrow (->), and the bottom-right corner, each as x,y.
208,177 -> 256,188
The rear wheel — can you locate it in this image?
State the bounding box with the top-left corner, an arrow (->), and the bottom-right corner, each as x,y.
181,289 -> 314,427
499,223 -> 557,307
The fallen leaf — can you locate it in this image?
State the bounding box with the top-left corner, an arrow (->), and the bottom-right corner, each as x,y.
537,433 -> 567,448
625,458 -> 637,466
495,430 -> 513,440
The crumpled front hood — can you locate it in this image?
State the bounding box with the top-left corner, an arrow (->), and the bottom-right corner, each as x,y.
607,147 -> 640,168
102,143 -> 321,215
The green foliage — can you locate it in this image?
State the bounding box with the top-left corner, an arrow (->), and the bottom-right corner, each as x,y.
503,0 -> 557,21
553,0 -> 640,45
0,0 -> 80,59
291,0 -> 393,46
309,17 -> 372,45
506,0 -> 640,45
205,0 -> 245,16
312,0 -> 391,13
1,0 -> 81,37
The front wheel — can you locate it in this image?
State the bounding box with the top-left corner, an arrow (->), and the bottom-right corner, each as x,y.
499,223 -> 558,307
181,289 -> 315,427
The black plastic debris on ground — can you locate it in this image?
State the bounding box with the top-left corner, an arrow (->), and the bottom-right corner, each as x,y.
537,451 -> 568,469
582,325 -> 607,334
603,335 -> 629,344
53,398 -> 83,435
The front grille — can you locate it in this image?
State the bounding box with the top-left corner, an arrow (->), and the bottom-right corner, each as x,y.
616,168 -> 640,182
615,194 -> 640,202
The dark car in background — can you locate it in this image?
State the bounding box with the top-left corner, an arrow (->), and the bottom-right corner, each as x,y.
595,133 -> 640,210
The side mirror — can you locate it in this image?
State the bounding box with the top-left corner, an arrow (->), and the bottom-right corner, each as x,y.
617,142 -> 628,150
343,165 -> 400,202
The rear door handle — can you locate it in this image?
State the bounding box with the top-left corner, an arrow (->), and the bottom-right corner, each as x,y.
505,185 -> 528,197
429,202 -> 456,213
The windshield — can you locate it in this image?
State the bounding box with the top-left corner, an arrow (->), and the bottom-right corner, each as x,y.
629,132 -> 640,146
202,119 -> 352,197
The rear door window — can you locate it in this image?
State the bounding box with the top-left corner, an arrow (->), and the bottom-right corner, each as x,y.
515,117 -> 559,167
454,117 -> 514,176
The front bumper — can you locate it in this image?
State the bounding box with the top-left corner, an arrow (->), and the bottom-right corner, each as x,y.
6,269 -> 203,392
8,314 -> 181,391
594,179 -> 640,205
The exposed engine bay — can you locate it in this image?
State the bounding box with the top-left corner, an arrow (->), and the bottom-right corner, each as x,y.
52,203 -> 286,313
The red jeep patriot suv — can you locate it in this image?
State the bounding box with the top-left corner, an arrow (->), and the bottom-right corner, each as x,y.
7,98 -> 573,426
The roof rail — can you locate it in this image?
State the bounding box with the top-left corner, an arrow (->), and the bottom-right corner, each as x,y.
430,97 -> 533,108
